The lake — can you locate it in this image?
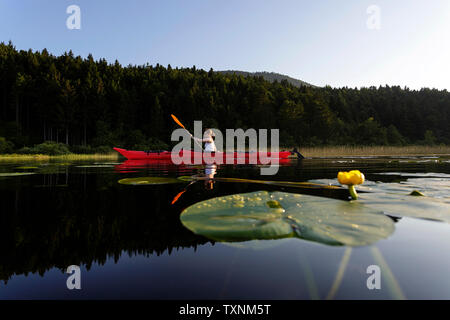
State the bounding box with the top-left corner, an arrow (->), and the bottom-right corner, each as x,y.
0,155 -> 449,299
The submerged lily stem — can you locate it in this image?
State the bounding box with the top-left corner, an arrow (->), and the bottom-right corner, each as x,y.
326,247 -> 352,300
298,251 -> 320,300
370,246 -> 406,300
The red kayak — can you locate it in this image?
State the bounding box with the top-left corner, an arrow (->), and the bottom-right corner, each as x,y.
113,147 -> 295,163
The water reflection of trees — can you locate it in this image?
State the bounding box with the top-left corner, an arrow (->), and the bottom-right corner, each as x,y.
0,172 -> 212,283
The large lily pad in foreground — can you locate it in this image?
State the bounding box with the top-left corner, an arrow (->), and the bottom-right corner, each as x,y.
180,191 -> 395,246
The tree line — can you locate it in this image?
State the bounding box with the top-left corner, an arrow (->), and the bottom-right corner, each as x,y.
0,41 -> 449,153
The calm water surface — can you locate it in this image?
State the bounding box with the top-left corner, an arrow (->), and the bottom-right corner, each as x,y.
0,156 -> 450,299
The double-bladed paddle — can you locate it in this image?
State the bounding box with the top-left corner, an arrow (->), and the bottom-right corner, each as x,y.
171,114 -> 204,151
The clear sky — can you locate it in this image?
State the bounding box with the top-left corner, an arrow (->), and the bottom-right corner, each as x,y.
1,0 -> 449,90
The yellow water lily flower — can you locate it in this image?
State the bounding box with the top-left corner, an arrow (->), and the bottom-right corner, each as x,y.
338,170 -> 365,185
337,170 -> 365,200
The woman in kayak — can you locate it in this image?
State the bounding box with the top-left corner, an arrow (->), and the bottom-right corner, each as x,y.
190,128 -> 216,152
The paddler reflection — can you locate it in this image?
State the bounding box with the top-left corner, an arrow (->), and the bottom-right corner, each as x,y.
204,164 -> 217,190
171,164 -> 217,205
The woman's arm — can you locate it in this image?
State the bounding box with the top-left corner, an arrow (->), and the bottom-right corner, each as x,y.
191,135 -> 213,143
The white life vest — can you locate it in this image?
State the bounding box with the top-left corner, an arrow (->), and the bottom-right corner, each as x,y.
204,139 -> 216,152
192,131 -> 216,152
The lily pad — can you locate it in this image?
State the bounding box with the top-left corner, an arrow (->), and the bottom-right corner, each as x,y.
374,172 -> 450,179
178,175 -> 205,182
93,162 -> 121,165
0,172 -> 36,177
180,191 -> 395,246
359,193 -> 450,222
15,166 -> 39,170
311,176 -> 450,222
76,165 -> 115,168
118,177 -> 183,185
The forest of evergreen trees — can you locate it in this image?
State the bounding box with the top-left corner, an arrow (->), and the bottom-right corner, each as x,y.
0,41 -> 449,154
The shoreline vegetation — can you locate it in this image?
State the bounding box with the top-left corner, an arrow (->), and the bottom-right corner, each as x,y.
0,153 -> 119,161
0,145 -> 449,162
298,145 -> 450,157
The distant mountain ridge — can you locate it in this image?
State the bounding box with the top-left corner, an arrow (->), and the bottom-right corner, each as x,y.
217,70 -> 315,87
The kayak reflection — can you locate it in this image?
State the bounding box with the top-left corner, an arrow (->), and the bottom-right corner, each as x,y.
114,158 -> 294,173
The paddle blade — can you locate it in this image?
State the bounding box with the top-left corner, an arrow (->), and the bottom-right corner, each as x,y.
171,114 -> 185,129
171,189 -> 187,205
